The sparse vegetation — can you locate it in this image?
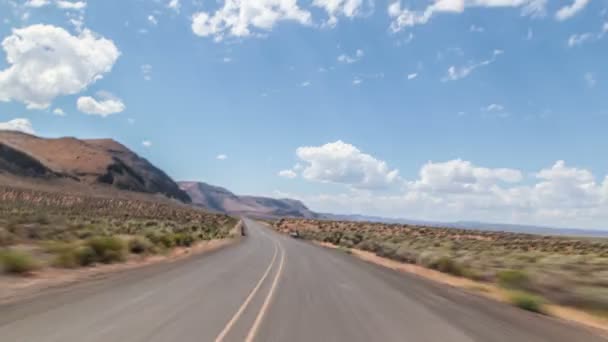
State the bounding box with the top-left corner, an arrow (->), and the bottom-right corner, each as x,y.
509,291 -> 544,313
0,249 -> 38,274
0,186 -> 238,273
275,218 -> 608,315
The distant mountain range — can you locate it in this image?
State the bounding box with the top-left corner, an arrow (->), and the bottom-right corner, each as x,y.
178,181 -> 317,219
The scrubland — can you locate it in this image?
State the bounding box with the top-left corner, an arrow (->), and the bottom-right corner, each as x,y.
0,187 -> 237,275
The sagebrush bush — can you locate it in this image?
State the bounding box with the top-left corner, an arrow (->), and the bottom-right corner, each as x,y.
0,249 -> 38,274
497,269 -> 530,290
86,236 -> 126,264
128,236 -> 153,254
509,291 -> 544,313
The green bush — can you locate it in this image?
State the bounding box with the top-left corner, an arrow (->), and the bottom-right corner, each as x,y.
429,256 -> 464,276
497,269 -> 530,290
174,233 -> 194,247
395,244 -> 418,264
0,249 -> 38,274
86,236 -> 126,264
128,236 -> 153,254
509,291 -> 544,313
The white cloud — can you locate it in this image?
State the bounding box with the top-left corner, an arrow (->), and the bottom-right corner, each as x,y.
141,64 -> 152,81
567,32 -> 594,47
148,15 -> 158,26
313,0 -> 364,27
294,140 -> 400,189
388,0 -> 545,32
337,49 -> 364,63
167,0 -> 181,13
223,57 -> 232,63
279,169 -> 297,178
142,140 -> 152,147
52,108 -> 66,116
300,81 -> 311,87
55,1 -> 86,10
353,78 -> 362,85
407,72 -> 417,80
443,49 -> 503,81
217,154 -> 228,160
584,72 -> 596,87
25,0 -> 50,8
555,0 -> 589,21
0,118 -> 35,134
408,159 -> 522,194
285,157 -> 608,229
77,92 -> 125,117
0,25 -> 119,109
191,0 -> 311,41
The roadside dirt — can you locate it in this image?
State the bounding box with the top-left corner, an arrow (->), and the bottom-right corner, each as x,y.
315,241 -> 608,335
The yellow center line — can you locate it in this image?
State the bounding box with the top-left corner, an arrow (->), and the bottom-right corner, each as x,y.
214,239 -> 278,342
245,242 -> 286,342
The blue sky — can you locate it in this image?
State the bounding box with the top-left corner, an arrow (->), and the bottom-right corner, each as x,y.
1,0 -> 608,229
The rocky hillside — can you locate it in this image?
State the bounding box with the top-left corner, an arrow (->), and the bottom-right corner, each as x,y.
178,181 -> 317,219
0,131 -> 190,202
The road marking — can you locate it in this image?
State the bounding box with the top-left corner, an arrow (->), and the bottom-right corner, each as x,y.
245,242 -> 286,342
214,240 -> 278,342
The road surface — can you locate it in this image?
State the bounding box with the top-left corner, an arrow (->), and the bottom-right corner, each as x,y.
0,219 -> 605,342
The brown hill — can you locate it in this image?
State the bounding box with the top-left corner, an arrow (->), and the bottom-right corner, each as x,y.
178,181 -> 317,219
0,131 -> 190,202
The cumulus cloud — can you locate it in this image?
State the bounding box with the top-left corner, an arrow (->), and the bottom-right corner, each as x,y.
284,154 -> 608,228
294,140 -> 400,189
443,49 -> 503,81
217,154 -> 228,160
148,15 -> 158,26
77,92 -> 125,116
191,0 -> 311,41
407,73 -> 417,80
555,0 -> 589,21
279,169 -> 297,178
567,32 -> 594,47
0,24 -> 119,109
313,0 -> 364,27
0,118 -> 35,134
337,49 -> 364,63
408,159 -> 522,194
388,0 -> 545,32
142,140 -> 152,147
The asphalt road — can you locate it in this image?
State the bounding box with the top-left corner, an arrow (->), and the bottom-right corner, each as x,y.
0,219 -> 605,342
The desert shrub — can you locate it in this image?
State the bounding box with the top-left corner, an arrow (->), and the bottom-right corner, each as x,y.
174,233 -> 194,247
158,233 -> 176,248
497,269 -> 530,290
375,242 -> 399,259
395,244 -> 418,264
0,249 -> 38,274
356,239 -> 379,252
429,256 -> 465,276
86,236 -> 126,264
128,236 -> 153,254
509,291 -> 544,313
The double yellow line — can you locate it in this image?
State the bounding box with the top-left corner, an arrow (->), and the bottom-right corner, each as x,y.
215,238 -> 286,342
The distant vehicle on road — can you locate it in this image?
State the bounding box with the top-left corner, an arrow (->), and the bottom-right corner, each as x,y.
289,230 -> 300,238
